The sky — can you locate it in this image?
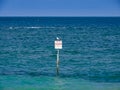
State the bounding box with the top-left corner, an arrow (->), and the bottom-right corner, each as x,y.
0,0 -> 120,16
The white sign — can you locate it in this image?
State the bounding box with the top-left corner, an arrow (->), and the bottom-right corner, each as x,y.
55,40 -> 62,49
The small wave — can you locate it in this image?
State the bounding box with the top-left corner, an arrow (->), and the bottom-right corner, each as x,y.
7,26 -> 87,30
64,50 -> 80,55
9,27 -> 13,29
0,71 -> 119,83
8,26 -> 67,29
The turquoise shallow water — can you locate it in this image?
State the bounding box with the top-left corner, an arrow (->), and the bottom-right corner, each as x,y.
0,17 -> 120,90
0,75 -> 120,90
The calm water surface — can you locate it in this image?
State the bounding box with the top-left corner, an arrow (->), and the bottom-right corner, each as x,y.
0,17 -> 120,90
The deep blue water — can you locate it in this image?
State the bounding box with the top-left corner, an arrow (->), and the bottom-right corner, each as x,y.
0,17 -> 120,90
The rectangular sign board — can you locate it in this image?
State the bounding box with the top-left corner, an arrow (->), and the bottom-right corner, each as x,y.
55,40 -> 62,49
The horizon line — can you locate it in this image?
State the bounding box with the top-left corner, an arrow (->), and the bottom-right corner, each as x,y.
0,16 -> 120,17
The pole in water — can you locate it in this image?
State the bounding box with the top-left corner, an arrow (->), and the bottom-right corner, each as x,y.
56,49 -> 59,75
54,37 -> 62,75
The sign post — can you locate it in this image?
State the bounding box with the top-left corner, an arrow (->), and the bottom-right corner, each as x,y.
54,37 -> 62,75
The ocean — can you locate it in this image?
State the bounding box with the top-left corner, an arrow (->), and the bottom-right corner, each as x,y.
0,17 -> 120,90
